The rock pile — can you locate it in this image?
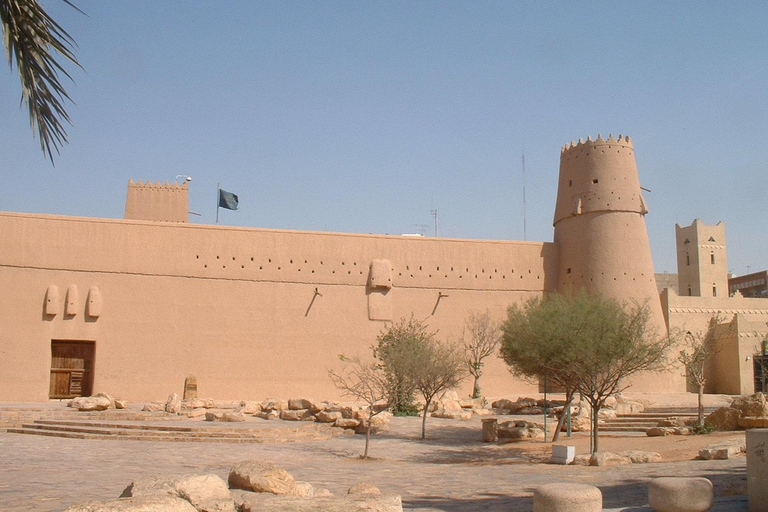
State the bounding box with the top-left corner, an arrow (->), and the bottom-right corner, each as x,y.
63,461 -> 402,512
68,392 -> 127,411
705,393 -> 768,431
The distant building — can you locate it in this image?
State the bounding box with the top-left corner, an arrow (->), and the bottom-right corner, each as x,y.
729,270 -> 768,298
655,272 -> 678,295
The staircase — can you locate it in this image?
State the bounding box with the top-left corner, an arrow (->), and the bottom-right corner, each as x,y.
600,407 -> 715,433
0,403 -> 180,429
7,418 -> 342,443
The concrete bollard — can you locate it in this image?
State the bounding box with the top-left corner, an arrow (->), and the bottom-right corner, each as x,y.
648,477 -> 713,512
747,428 -> 768,512
551,445 -> 576,465
481,418 -> 498,442
534,483 -> 602,512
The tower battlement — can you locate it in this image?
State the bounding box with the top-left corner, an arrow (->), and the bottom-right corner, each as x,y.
124,179 -> 189,223
560,133 -> 633,154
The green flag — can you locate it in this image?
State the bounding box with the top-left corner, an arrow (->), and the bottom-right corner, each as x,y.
218,189 -> 239,211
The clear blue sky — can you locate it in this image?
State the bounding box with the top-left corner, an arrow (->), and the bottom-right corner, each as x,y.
1,1 -> 766,275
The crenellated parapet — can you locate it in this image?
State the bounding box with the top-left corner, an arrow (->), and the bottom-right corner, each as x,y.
554,133 -> 646,226
125,179 -> 189,223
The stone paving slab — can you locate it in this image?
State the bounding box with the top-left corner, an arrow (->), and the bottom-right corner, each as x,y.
0,415 -> 749,512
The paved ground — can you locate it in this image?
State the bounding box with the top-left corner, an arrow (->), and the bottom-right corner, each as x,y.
0,411 -> 748,512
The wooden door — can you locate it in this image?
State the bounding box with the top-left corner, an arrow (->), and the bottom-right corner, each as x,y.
49,340 -> 95,399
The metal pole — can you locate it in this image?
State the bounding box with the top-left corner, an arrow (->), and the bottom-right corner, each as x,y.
543,377 -> 547,442
216,183 -> 220,225
566,401 -> 572,437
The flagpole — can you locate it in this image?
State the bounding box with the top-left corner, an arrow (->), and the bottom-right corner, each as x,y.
216,182 -> 220,225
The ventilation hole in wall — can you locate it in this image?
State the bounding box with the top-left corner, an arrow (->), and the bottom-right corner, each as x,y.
537,275 -> 540,279
216,256 -> 220,260
341,262 -> 345,266
593,179 -> 599,184
196,255 -> 199,259
614,277 -> 617,280
406,265 -> 410,270
332,270 -> 335,274
348,271 -> 351,275
250,257 -> 254,261
567,268 -> 571,274
277,267 -> 281,270
528,270 -> 531,274
304,260 -> 308,264
450,267 -> 454,271
459,275 -> 463,279
311,270 -> 315,274
520,275 -> 523,279
360,271 -> 363,275
569,180 -> 573,187
204,264 -> 207,268
290,259 -> 293,264
419,266 -> 422,270
399,272 -> 402,276
241,265 -> 244,269
269,258 -> 272,263
353,262 -> 357,266
298,269 -> 301,272
320,261 -> 323,265
489,276 -> 492,280
444,275 -> 448,278
410,274 -> 414,278
232,256 -> 236,261
502,275 -> 506,279
223,265 -> 226,268
259,266 -> 263,270
429,274 -> 432,278
475,274 -> 478,278
482,269 -> 485,273
466,268 -> 469,272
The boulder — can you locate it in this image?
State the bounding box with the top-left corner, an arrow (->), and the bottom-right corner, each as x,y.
228,461 -> 295,495
114,399 -> 128,410
237,401 -> 262,414
657,418 -> 686,428
340,406 -> 361,419
70,394 -> 112,411
698,444 -> 744,460
142,402 -> 165,413
597,408 -> 617,420
348,482 -> 381,495
211,400 -> 240,410
261,399 -> 289,412
122,474 -> 236,512
280,409 -> 311,421
315,411 -> 342,423
182,398 -> 206,410
63,495 -> 197,512
472,408 -> 492,416
355,412 -> 391,435
604,396 -> 618,409
288,398 -> 313,410
334,418 -> 360,429
673,426 -> 694,436
705,407 -> 741,431
205,412 -> 224,422
646,427 -> 674,437
516,397 -> 538,408
614,401 -> 644,415
181,408 -> 207,419
490,398 -> 515,411
222,412 -> 246,422
434,399 -> 462,412
459,398 -> 484,409
618,450 -> 661,463
288,481 -> 315,498
589,452 -> 631,466
308,401 -> 329,414
731,393 -> 768,417
518,407 -> 544,415
255,410 -> 280,420
165,393 -> 182,414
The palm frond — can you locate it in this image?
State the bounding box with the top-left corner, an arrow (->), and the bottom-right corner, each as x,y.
1,0 -> 82,164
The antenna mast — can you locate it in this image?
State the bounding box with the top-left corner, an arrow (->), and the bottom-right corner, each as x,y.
522,151 -> 527,241
430,209 -> 439,237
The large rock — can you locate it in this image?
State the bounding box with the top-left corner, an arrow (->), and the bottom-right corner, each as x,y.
288,398 -> 314,410
646,427 -> 674,437
182,399 -> 207,410
698,443 -> 744,460
280,409 -> 312,421
70,394 -> 112,411
334,418 -> 360,429
237,401 -> 262,414
122,474 -> 235,512
228,461 -> 295,495
142,402 -> 165,412
618,450 -> 661,463
165,393 -> 182,414
491,398 -> 516,411
315,411 -> 342,423
589,452 -> 631,466
348,482 -> 381,495
261,398 -> 288,412
288,481 -> 315,498
705,407 -> 742,431
355,412 -> 392,435
255,410 -> 280,420
731,393 -> 768,417
431,409 -> 473,420
63,495 -> 197,512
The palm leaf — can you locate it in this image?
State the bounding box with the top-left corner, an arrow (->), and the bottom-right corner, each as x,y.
1,0 -> 82,164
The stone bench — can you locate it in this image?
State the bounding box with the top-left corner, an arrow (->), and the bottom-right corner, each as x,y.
533,483 -> 602,512
648,477 -> 713,512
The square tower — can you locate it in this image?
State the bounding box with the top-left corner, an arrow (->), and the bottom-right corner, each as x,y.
675,219 -> 728,297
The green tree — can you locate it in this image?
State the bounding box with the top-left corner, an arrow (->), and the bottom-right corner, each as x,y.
328,354 -> 397,459
461,311 -> 501,399
372,315 -> 431,416
411,337 -> 466,439
2,0 -> 82,162
500,294 -> 584,442
500,291 -> 674,452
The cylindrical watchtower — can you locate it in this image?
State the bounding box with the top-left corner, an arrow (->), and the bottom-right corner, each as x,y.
553,134 -> 677,389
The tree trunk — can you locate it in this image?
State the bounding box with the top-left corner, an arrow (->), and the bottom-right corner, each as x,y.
472,375 -> 482,399
363,412 -> 372,458
421,399 -> 432,439
551,389 -> 574,443
698,384 -> 705,426
591,401 -> 600,454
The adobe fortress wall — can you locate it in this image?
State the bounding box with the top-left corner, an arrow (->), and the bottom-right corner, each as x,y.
0,212 -> 558,401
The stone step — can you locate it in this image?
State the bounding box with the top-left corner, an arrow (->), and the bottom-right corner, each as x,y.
7,419 -> 342,443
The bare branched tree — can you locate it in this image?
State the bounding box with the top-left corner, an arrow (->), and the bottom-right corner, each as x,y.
677,316 -> 725,426
461,311 -> 501,399
411,339 -> 467,439
328,354 -> 397,458
1,0 -> 82,163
